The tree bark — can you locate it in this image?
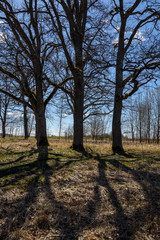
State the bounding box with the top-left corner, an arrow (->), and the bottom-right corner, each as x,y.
23,104 -> 29,139
112,13 -> 126,154
73,71 -> 84,151
112,47 -> 125,154
34,59 -> 49,162
2,106 -> 7,139
112,87 -> 124,154
72,38 -> 84,151
2,120 -> 5,138
35,110 -> 48,161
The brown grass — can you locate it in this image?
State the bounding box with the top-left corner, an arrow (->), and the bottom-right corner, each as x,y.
0,137 -> 160,240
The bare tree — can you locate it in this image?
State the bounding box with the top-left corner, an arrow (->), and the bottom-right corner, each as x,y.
0,93 -> 9,138
42,0 -> 109,151
109,0 -> 160,153
0,0 -> 68,160
87,114 -> 107,140
0,75 -> 10,138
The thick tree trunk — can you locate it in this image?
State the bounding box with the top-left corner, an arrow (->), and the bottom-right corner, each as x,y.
33,60 -> 49,162
23,104 -> 29,139
112,56 -> 124,154
73,72 -> 84,151
112,17 -> 126,154
35,110 -> 48,161
112,92 -> 124,154
72,38 -> 84,152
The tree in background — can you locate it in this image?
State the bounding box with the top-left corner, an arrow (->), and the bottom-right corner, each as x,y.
0,93 -> 10,138
0,75 -> 11,138
123,89 -> 160,143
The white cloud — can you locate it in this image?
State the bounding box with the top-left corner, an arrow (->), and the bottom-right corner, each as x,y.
103,18 -> 109,24
112,38 -> 118,45
0,32 -> 7,43
7,112 -> 34,117
8,112 -> 23,116
112,29 -> 145,47
134,30 -> 145,41
0,21 -> 4,26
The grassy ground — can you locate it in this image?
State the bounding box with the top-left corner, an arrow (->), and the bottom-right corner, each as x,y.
0,137 -> 160,240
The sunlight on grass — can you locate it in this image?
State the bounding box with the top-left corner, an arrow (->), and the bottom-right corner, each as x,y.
0,137 -> 160,240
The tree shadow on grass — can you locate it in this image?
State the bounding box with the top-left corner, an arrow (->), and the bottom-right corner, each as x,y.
0,153 -> 77,239
42,165 -> 102,240
0,149 -> 38,167
95,154 -> 160,239
106,158 -> 160,213
0,150 -> 104,239
0,149 -> 160,240
95,156 -> 134,240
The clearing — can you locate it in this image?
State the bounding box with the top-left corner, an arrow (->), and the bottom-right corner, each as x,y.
0,137 -> 160,240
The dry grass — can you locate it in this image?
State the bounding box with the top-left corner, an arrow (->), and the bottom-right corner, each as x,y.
0,137 -> 160,240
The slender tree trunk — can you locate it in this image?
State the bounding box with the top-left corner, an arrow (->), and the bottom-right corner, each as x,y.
139,116 -> 142,143
2,107 -> 7,138
157,115 -> 160,144
23,104 -> 29,139
2,120 -> 5,138
58,100 -> 63,140
131,123 -> 134,142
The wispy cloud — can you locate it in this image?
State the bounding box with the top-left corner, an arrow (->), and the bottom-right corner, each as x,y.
7,112 -> 34,117
7,112 -> 23,116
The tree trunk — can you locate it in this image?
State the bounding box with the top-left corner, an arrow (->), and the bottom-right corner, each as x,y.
72,39 -> 84,152
35,110 -> 48,161
112,94 -> 124,154
2,120 -> 5,138
34,60 -> 49,162
112,56 -> 124,154
2,107 -> 7,138
157,115 -> 160,144
73,72 -> 84,151
23,104 -> 29,139
112,17 -> 126,154
131,123 -> 134,142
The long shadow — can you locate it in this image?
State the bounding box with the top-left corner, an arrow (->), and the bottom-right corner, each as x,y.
0,155 -> 80,189
0,174 -> 40,239
1,149 -> 159,239
96,155 -> 134,240
0,150 -> 37,166
42,165 -> 102,240
98,156 -> 160,238
106,158 -> 160,213
0,149 -> 43,238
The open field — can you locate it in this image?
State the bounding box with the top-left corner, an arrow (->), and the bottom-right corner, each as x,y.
0,137 -> 160,240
